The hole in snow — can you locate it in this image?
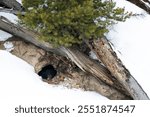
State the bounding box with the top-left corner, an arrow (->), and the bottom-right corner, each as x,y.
38,64 -> 57,80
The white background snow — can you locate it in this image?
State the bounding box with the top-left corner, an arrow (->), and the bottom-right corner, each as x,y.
0,0 -> 150,116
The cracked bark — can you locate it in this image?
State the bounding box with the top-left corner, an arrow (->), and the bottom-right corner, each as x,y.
91,38 -> 149,99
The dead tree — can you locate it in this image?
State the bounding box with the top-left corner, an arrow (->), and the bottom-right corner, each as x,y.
0,16 -> 149,100
0,0 -> 149,99
91,39 -> 149,99
0,39 -> 131,100
0,17 -> 128,95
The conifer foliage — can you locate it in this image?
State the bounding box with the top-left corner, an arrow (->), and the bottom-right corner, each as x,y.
20,0 -> 130,46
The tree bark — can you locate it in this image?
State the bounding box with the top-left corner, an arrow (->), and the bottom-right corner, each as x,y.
91,38 -> 149,100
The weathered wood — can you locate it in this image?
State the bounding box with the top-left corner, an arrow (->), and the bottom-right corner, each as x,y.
60,47 -> 129,95
92,38 -> 149,100
0,16 -> 59,54
0,40 -> 131,100
0,17 -> 130,97
0,0 -> 145,99
1,16 -> 148,100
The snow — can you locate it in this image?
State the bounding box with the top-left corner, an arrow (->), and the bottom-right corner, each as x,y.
89,51 -> 98,60
0,12 -> 18,24
1,0 -> 150,116
3,41 -> 14,51
0,30 -> 12,41
0,50 -> 108,100
113,0 -> 146,14
106,0 -> 150,97
16,0 -> 22,4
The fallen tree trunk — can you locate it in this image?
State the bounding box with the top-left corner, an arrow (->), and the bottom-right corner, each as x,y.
0,16 -> 131,98
0,0 -> 148,100
91,38 -> 149,99
0,16 -> 148,99
0,39 -> 131,100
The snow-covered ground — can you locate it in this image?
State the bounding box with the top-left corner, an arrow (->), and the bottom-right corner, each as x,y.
16,0 -> 22,4
0,30 -> 12,41
0,50 -> 108,101
0,0 -> 150,103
